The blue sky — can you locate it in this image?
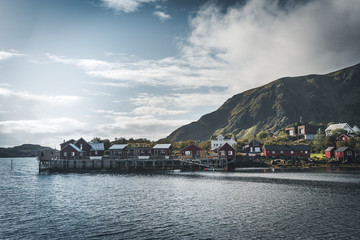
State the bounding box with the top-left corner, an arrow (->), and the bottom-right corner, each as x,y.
1,0 -> 360,147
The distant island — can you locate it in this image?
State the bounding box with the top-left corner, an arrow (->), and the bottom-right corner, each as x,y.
0,144 -> 54,158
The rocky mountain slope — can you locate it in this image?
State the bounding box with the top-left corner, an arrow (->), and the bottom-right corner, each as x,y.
167,63 -> 360,141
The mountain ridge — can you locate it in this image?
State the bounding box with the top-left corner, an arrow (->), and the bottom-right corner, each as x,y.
166,63 -> 360,141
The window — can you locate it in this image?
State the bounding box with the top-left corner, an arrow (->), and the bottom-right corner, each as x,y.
305,151 -> 308,154
95,151 -> 98,155
80,144 -> 83,150
280,151 -> 284,154
71,152 -> 75,156
291,151 -> 294,154
272,151 -> 275,154
228,151 -> 233,155
185,151 -> 191,156
347,151 -> 352,156
64,152 -> 67,157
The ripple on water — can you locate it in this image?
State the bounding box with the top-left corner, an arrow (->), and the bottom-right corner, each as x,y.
1,158 -> 360,239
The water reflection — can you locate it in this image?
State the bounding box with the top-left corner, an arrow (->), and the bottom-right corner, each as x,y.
1,158 -> 360,239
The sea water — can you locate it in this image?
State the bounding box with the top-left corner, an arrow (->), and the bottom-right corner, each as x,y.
1,158 -> 360,239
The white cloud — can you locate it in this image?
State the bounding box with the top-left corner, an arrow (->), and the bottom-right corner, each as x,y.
182,0 -> 360,92
101,0 -> 160,13
0,87 -> 81,104
96,114 -> 189,140
153,10 -> 171,22
0,50 -> 24,61
0,118 -> 85,134
47,0 -> 360,95
40,0 -> 360,144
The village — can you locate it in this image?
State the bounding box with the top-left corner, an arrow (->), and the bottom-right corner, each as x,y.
38,122 -> 360,172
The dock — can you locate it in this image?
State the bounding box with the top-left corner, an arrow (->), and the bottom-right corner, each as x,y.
38,157 -> 229,174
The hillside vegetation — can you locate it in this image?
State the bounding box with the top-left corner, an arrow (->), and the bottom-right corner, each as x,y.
0,144 -> 54,158
166,63 -> 360,141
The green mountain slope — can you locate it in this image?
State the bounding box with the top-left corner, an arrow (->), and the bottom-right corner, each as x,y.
167,63 -> 360,141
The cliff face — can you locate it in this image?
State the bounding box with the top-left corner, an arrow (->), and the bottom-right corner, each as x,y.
167,63 -> 360,141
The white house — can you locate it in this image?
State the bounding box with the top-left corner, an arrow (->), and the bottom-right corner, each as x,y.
353,125 -> 360,133
211,135 -> 237,149
325,123 -> 355,136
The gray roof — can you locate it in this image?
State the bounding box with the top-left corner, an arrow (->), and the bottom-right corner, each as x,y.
335,147 -> 352,152
69,144 -> 82,152
325,147 -> 335,152
109,144 -> 127,150
325,123 -> 353,132
264,145 -> 310,151
153,144 -> 171,149
89,143 -> 105,151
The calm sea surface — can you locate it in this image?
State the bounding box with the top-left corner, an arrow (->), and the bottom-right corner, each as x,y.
1,158 -> 360,239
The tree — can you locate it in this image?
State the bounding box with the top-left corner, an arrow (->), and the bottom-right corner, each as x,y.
90,137 -> 101,143
312,132 -> 328,153
101,139 -> 111,150
198,140 -> 211,150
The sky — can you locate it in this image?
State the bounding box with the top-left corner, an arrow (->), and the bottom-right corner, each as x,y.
1,0 -> 360,148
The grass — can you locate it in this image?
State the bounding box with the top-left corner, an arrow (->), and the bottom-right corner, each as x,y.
311,152 -> 325,159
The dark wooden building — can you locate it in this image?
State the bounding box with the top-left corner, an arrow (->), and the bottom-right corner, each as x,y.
60,139 -> 75,150
109,144 -> 127,158
181,144 -> 205,159
89,143 -> 105,157
218,143 -> 236,160
243,140 -> 263,153
60,143 -> 84,159
264,145 -> 311,158
152,144 -> 172,159
334,147 -> 355,162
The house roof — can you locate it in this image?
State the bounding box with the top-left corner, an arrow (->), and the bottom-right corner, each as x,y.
264,145 -> 310,151
249,140 -> 263,146
89,143 -> 105,151
109,144 -> 127,150
335,147 -> 352,152
325,147 -> 335,152
325,123 -> 353,132
218,143 -> 235,151
153,144 -> 171,149
181,144 -> 204,152
69,144 -> 82,152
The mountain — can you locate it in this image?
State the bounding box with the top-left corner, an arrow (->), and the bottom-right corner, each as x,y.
0,144 -> 54,158
167,63 -> 360,141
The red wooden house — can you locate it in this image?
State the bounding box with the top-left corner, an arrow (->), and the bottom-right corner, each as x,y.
218,143 -> 236,160
264,145 -> 310,158
60,139 -> 75,150
60,138 -> 105,159
74,138 -> 92,155
181,144 -> 205,159
60,144 -> 84,159
334,147 -> 354,162
324,146 -> 335,158
336,134 -> 351,142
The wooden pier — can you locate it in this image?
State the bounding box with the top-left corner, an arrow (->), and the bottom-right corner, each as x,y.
38,157 -> 229,174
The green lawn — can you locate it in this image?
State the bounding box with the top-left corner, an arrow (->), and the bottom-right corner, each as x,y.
311,152 -> 325,159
